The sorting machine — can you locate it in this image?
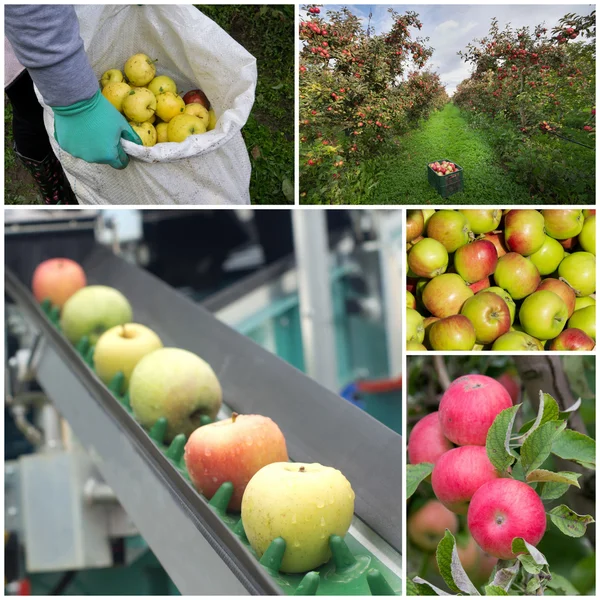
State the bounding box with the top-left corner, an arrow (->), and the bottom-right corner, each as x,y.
4,210 -> 402,595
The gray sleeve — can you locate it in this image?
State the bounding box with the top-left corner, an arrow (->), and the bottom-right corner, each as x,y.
5,5 -> 99,107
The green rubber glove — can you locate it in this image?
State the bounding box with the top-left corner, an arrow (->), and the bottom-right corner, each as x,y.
52,89 -> 142,169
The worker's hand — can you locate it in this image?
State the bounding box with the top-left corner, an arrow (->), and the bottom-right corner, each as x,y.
52,90 -> 142,169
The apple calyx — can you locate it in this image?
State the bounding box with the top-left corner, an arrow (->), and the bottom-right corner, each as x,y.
299,466 -> 306,473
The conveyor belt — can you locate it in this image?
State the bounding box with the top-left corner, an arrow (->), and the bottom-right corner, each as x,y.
5,241 -> 402,594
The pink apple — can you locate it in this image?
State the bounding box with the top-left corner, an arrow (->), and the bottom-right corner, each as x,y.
504,210 -> 546,256
454,240 -> 499,284
542,209 -> 584,239
431,446 -> 501,514
182,88 -> 210,110
184,413 -> 288,511
422,273 -> 474,318
469,277 -> 491,294
482,232 -> 508,258
408,238 -> 449,278
468,478 -> 546,559
493,253 -> 541,299
536,278 -> 576,317
408,411 -> 454,465
429,315 -> 476,351
548,328 -> 595,350
426,210 -> 472,252
408,500 -> 458,552
439,374 -> 513,446
32,258 -> 87,308
460,292 -> 511,345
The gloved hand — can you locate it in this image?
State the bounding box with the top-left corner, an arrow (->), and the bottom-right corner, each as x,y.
52,89 -> 142,169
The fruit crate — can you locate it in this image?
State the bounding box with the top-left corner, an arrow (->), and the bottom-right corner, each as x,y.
427,158 -> 464,198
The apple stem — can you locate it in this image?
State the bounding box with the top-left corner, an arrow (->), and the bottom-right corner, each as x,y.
231,412 -> 238,423
299,466 -> 305,472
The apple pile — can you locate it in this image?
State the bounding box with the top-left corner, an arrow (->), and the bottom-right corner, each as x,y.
429,161 -> 459,176
406,208 -> 596,351
31,256 -> 356,575
408,374 -> 547,560
100,53 -> 217,146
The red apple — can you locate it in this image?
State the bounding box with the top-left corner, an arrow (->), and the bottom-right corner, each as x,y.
493,253 -> 541,299
408,411 -> 454,465
431,446 -> 501,514
469,277 -> 491,294
407,210 -> 425,243
422,273 -> 474,318
408,500 -> 458,552
460,292 -> 511,345
426,210 -> 472,252
482,232 -> 508,258
184,413 -> 288,511
548,328 -> 595,350
454,240 -> 499,284
504,210 -> 546,256
429,315 -> 476,351
32,258 -> 87,308
182,88 -> 211,110
408,238 -> 449,278
542,209 -> 584,240
439,374 -> 512,446
536,278 -> 576,317
468,478 -> 546,559
484,286 -> 516,324
559,237 -> 578,250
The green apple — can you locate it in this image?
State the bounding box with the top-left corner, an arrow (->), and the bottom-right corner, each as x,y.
60,286 -> 132,344
93,323 -> 163,391
406,341 -> 427,351
492,331 -> 544,351
575,296 -> 596,311
406,291 -> 416,310
129,121 -> 157,147
155,92 -> 186,122
408,238 -> 448,278
407,308 -> 425,344
558,252 -> 596,297
567,306 -> 596,340
129,347 -> 222,441
147,75 -> 177,96
241,462 -> 355,573
529,235 -> 565,276
122,88 -> 157,122
100,69 -> 124,88
102,81 -> 131,112
167,114 -> 207,142
460,292 -> 511,345
458,209 -> 501,234
518,290 -> 568,340
579,215 -> 595,255
123,53 -> 156,86
484,286 -> 516,324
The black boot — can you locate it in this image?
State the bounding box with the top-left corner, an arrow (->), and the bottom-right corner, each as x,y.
13,146 -> 78,205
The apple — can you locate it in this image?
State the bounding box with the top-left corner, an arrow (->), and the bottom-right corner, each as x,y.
156,122 -> 169,143
575,296 -> 596,311
426,210 -> 471,252
431,446 -> 501,514
241,462 -> 355,573
422,274 -> 474,318
482,232 -> 508,258
208,108 -> 217,131
32,258 -> 86,308
423,316 -> 440,349
406,210 -> 425,243
492,331 -> 543,351
454,240 -> 498,284
429,315 -> 476,351
548,328 -> 595,350
122,87 -> 157,122
460,292 -> 511,345
93,323 -> 163,390
102,81 -> 131,113
458,209 -> 501,234
408,238 -> 448,278
484,286 -> 516,324
493,253 -> 540,300
542,209 -> 584,239
504,210 -> 545,256
60,285 -> 132,344
147,75 -> 177,96
183,88 -> 211,110
558,252 -> 596,297
468,478 -> 546,559
123,53 -> 156,86
167,114 -> 207,142
406,291 -> 417,310
439,374 -> 512,446
408,411 -> 454,465
184,103 -> 210,128
497,371 -> 520,404
407,341 -> 427,350
578,215 -> 595,255
100,68 -> 124,87
422,209 -> 435,226
519,290 -> 568,340
529,235 -> 565,275
129,121 -> 157,147
406,308 -> 425,344
469,277 -> 490,294
408,500 -> 458,552
567,306 -> 595,340
155,91 -> 186,122
184,413 -> 289,511
536,278 -> 576,317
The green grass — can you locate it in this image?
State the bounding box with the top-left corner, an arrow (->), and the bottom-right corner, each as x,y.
370,103 -> 532,204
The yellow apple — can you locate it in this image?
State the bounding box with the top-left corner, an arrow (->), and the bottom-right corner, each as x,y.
241,462 -> 355,573
155,91 -> 185,122
183,103 -> 210,128
147,113 -> 156,124
148,75 -> 177,96
102,82 -> 131,113
101,69 -> 124,88
122,88 -> 157,122
156,122 -> 169,143
208,108 -> 217,131
167,114 -> 207,142
94,323 -> 163,391
123,53 -> 156,86
129,122 -> 157,147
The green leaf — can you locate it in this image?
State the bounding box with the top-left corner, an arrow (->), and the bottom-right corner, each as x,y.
436,530 -> 480,596
552,429 -> 596,469
526,469 -> 581,487
486,405 -> 520,473
546,572 -> 580,595
525,577 -> 541,594
406,463 -> 433,499
518,392 -> 560,440
512,538 -> 548,574
521,420 -> 566,475
484,585 -> 508,596
541,481 -> 570,501
558,397 -> 582,419
548,505 -> 595,538
412,577 -> 450,596
490,561 -> 520,591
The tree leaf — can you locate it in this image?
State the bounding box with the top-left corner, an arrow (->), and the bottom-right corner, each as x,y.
548,505 -> 595,538
552,429 -> 596,469
546,572 -> 580,595
490,560 -> 520,591
558,397 -> 582,418
406,463 -> 433,499
412,577 -> 451,596
526,469 -> 581,487
521,420 -> 566,475
436,530 -> 480,596
486,405 -> 520,473
511,538 -> 548,573
540,481 -> 570,501
484,585 -> 508,596
518,392 -> 560,440
525,577 -> 541,594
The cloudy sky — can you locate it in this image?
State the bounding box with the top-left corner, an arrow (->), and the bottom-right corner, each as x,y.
311,5 -> 594,95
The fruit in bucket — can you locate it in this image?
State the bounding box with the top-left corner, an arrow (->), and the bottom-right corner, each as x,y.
167,114 -> 207,142
430,160 -> 457,175
183,88 -> 211,110
124,53 -> 156,86
129,121 -> 158,147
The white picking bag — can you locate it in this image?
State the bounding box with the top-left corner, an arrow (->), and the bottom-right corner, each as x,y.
38,5 -> 257,205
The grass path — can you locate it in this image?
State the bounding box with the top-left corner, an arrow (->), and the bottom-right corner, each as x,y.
371,103 -> 532,204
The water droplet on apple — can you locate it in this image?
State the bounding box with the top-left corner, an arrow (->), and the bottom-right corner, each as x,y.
212,476 -> 218,483
203,468 -> 209,476
316,500 -> 325,508
293,540 -> 301,548
320,517 -> 326,527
